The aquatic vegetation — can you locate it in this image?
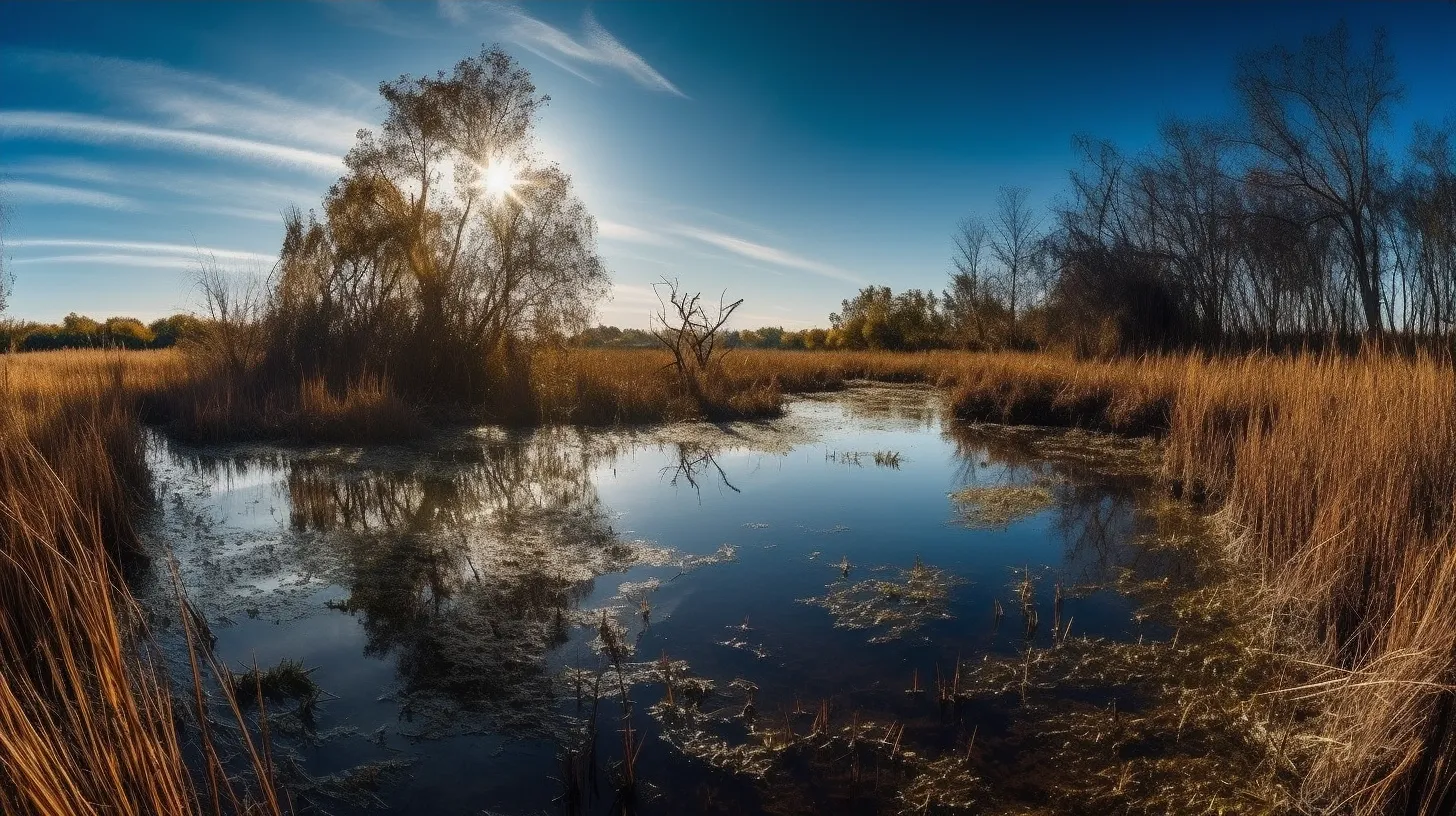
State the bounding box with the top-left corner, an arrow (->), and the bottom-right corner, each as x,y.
959,423 -> 1163,483
826,448 -> 905,468
806,380 -> 945,428
945,507 -> 1317,814
617,578 -> 661,622
897,755 -> 992,813
232,658 -> 320,703
872,450 -> 903,468
675,542 -> 739,571
950,482 -> 1053,527
278,754 -> 417,810
800,556 -> 963,643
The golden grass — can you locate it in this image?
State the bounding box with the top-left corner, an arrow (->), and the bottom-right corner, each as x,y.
1167,354 -> 1456,815
0,429 -> 195,816
0,348 -> 184,426
0,349 -> 282,815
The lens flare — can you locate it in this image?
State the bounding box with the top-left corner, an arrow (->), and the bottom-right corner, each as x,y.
482,158 -> 519,202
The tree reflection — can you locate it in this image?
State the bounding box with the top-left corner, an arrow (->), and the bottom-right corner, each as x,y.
943,423 -> 1189,592
663,444 -> 740,494
280,429 -> 649,737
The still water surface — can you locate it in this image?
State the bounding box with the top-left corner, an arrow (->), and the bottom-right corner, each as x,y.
140,384 -> 1185,813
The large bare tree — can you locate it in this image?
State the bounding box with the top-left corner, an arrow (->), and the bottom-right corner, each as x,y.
1136,119 -> 1241,339
944,216 -> 994,348
989,186 -> 1043,345
1235,22 -> 1402,333
651,277 -> 742,399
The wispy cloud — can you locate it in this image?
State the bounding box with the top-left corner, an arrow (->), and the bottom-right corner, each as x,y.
437,0 -> 471,25
450,3 -> 687,98
5,180 -> 142,211
611,281 -> 668,304
10,239 -> 276,265
133,172 -> 321,209
6,157 -> 321,222
318,0 -> 437,39
7,49 -> 371,154
0,112 -> 342,173
2,157 -> 119,184
11,254 -> 209,270
184,205 -> 287,223
597,219 -> 674,247
668,225 -> 862,283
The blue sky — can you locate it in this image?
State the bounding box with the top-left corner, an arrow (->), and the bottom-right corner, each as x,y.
2,1 -> 1452,328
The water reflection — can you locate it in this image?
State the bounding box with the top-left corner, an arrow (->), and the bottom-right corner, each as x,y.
146,387 -> 1209,814
944,424 -> 1182,595
663,444 -> 741,494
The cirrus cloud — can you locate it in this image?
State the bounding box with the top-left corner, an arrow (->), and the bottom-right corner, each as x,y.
9,239 -> 277,265
5,180 -> 142,211
0,111 -> 343,173
668,224 -> 862,284
444,2 -> 687,98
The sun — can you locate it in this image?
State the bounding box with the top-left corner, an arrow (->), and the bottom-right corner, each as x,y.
481,157 -> 520,202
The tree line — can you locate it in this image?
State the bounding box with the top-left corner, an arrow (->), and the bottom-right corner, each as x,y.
0,314 -> 201,352
947,22 -> 1454,354
572,323 -> 836,350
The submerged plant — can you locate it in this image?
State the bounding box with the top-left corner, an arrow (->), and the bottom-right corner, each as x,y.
799,556 -> 962,643
232,658 -> 320,704
872,450 -> 904,468
950,482 -> 1053,527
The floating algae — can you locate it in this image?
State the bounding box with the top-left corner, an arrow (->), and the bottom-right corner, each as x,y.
950,482 -> 1054,528
806,381 -> 944,429
943,503 -> 1318,814
277,754 -> 418,810
647,674 -> 996,814
953,423 -> 1162,484
799,556 -> 963,643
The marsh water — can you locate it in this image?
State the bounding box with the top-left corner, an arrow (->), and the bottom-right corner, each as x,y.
137,384 -> 1195,814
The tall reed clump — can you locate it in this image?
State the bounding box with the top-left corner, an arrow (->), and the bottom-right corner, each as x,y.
0,388 -> 193,816
512,346 -> 780,425
1168,354 -> 1456,815
0,353 -> 283,815
941,352 -> 1183,433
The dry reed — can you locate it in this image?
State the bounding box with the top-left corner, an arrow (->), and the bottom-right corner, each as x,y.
0,349 -> 283,815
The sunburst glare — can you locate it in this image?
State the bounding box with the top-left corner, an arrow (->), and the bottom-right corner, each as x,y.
482,157 -> 520,202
